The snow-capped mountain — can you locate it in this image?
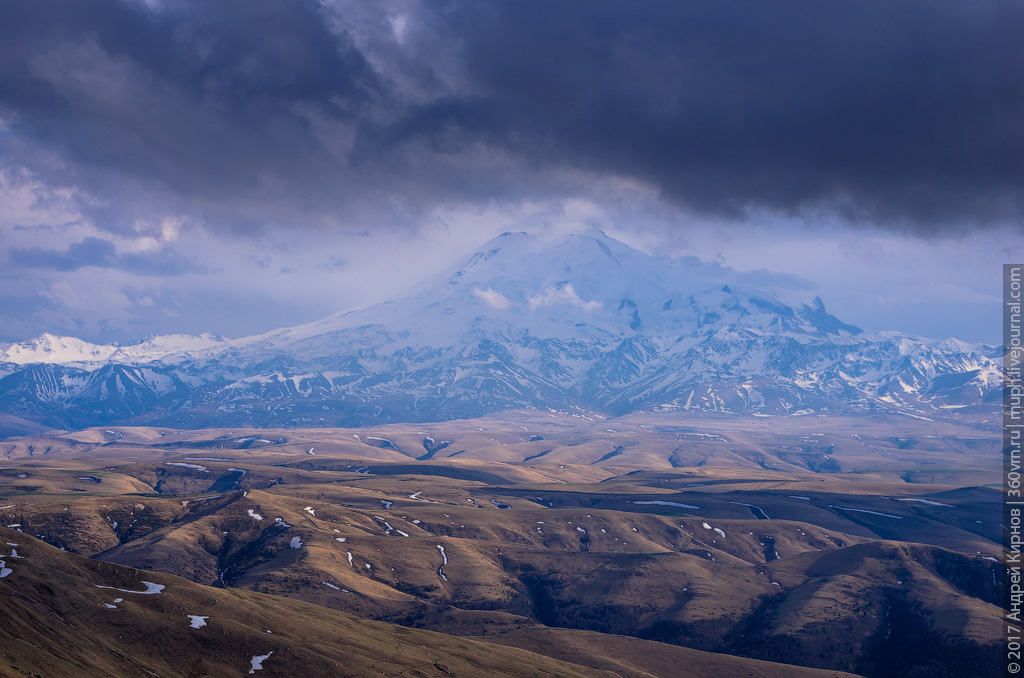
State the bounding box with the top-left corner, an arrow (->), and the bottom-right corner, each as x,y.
0,232 -> 1001,429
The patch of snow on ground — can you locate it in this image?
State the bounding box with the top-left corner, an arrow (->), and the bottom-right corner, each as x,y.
436,544 -> 449,582
249,652 -> 273,674
409,491 -> 422,500
0,560 -> 11,578
789,496 -> 811,500
164,462 -> 209,471
895,498 -> 953,507
829,505 -> 903,519
714,528 -> 726,538
289,536 -> 302,548
304,506 -> 315,516
728,501 -> 771,519
632,500 -> 700,509
247,510 -> 263,521
323,582 -> 340,590
335,537 -> 347,542
96,581 -> 166,594
347,551 -> 354,566
702,522 -> 712,530
188,615 -> 208,628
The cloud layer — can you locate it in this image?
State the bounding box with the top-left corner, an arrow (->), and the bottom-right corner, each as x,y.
1,0 -> 1021,232
0,1 -> 1020,344
529,284 -> 602,313
473,287 -> 512,310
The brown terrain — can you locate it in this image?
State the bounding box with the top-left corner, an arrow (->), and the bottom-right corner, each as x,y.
0,412 -> 1002,676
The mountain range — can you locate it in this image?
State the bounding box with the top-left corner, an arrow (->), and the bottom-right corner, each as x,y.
0,232 -> 1001,431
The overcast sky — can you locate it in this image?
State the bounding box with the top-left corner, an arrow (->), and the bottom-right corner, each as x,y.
1,0 -> 1021,345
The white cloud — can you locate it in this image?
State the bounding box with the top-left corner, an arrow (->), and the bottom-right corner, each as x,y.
388,13 -> 409,43
41,275 -> 135,322
473,287 -> 512,310
123,217 -> 184,253
528,284 -> 601,313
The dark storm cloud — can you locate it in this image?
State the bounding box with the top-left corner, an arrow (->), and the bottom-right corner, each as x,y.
9,237 -> 204,275
0,0 -> 386,231
427,0 -> 1024,229
11,237 -> 118,271
1,0 -> 1021,232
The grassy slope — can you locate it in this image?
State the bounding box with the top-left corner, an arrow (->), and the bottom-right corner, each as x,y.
0,527 -> 612,678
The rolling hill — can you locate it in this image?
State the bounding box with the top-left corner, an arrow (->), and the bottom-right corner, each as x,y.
0,419 -> 1002,677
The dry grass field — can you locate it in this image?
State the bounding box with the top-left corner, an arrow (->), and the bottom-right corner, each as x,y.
0,413 -> 1002,676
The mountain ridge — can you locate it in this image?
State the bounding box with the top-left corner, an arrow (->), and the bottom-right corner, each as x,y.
0,232 -> 1001,430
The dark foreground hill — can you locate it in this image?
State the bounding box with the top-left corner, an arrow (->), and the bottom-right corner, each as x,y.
0,526 -> 861,678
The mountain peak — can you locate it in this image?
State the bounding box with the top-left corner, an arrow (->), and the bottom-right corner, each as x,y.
0,231 -> 996,427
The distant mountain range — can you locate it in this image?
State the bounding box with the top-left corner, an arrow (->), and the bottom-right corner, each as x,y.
0,232 -> 1001,430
